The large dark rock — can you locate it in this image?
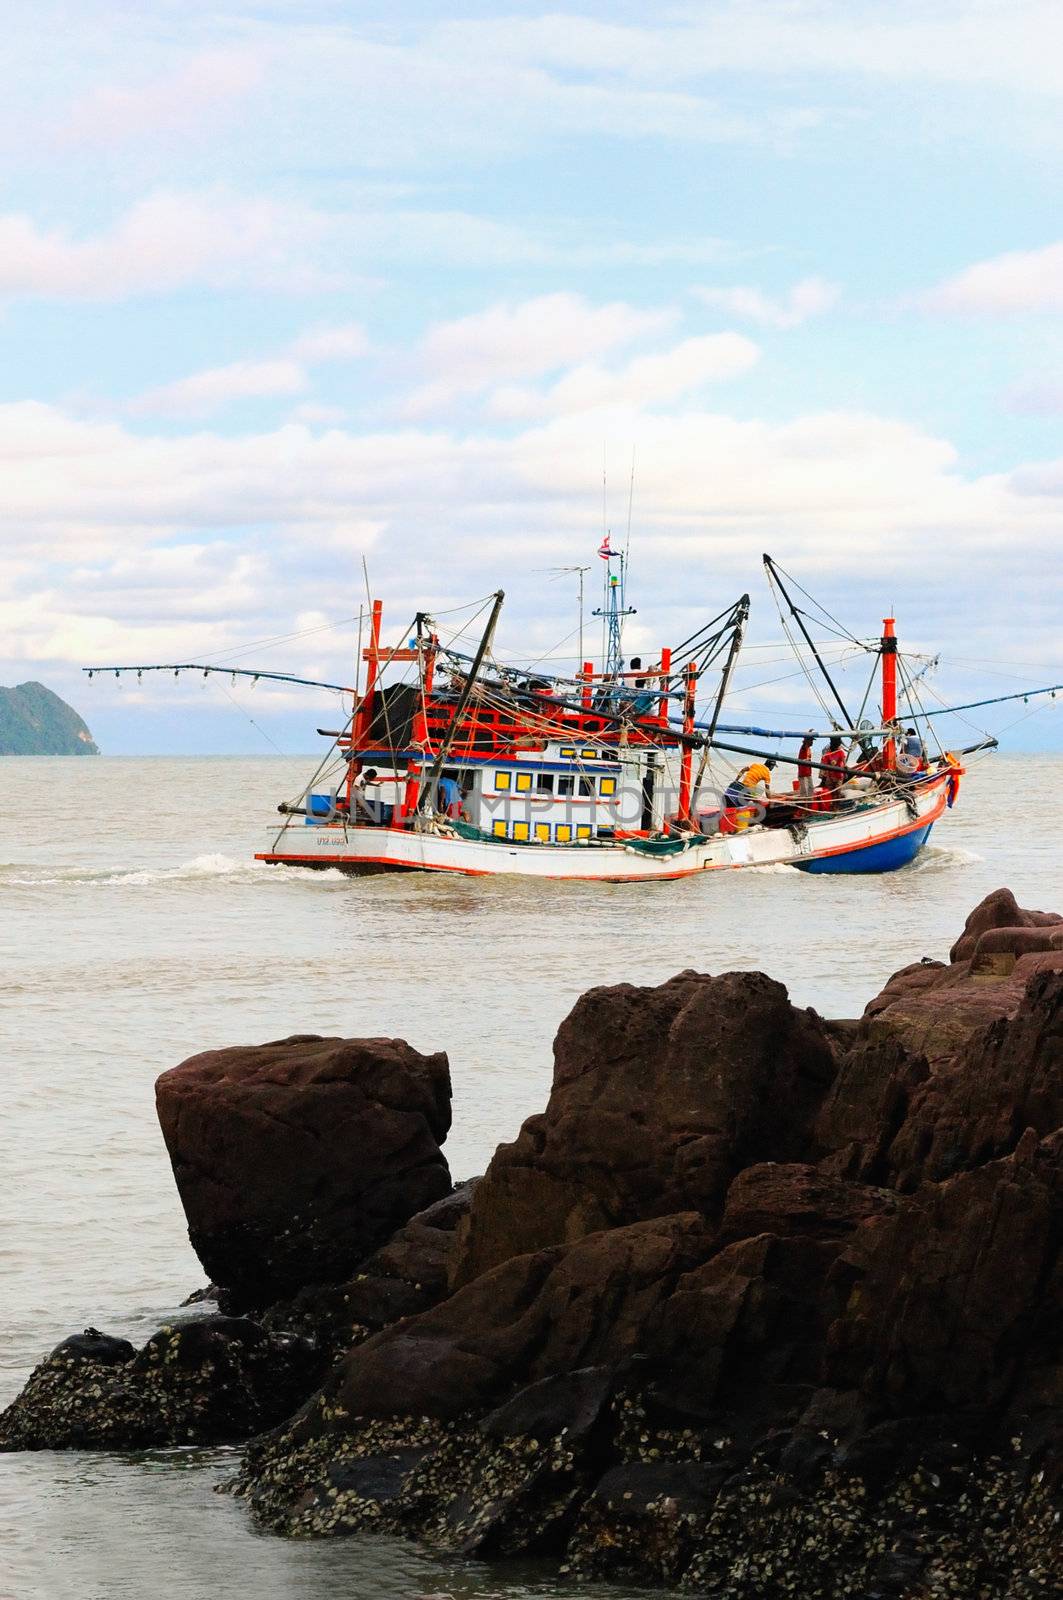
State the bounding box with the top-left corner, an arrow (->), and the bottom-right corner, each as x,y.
883,970 -> 1063,1188
0,1316 -> 324,1451
229,896 -> 1063,1592
156,1033 -> 452,1305
864,887 -> 1063,1064
307,1211 -> 712,1426
261,1178 -> 481,1356
826,1132 -> 1061,1421
452,970 -> 836,1285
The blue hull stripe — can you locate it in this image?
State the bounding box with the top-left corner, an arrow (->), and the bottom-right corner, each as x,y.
796,823 -> 933,875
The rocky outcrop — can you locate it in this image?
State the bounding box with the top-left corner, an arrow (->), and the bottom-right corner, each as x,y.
227,890 -> 1062,1592
452,970 -> 836,1285
864,886 -> 1063,1064
261,1178 -> 480,1358
156,1033 -> 452,1306
0,1317 -> 323,1450
3,888 -> 1060,1594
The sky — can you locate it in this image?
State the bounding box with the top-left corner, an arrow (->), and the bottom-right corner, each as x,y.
3,0 -> 1063,754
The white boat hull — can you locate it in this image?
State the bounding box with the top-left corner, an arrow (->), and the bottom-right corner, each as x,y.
257,776 -> 951,881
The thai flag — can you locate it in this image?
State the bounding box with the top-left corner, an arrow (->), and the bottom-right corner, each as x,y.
598,536 -> 613,560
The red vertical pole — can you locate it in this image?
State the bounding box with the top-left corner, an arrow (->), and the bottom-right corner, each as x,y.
581,661 -> 593,710
658,647 -> 672,724
677,662 -> 697,822
881,616 -> 897,769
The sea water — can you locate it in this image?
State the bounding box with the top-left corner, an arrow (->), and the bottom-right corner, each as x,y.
2,753 -> 1060,1600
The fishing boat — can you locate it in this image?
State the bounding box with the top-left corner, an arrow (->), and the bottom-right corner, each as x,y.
85,551 -> 1057,880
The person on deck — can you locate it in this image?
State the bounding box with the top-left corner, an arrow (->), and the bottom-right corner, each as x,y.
796,732 -> 815,799
721,757 -> 777,833
897,727 -> 927,774
819,736 -> 847,795
351,767 -> 393,825
723,758 -> 776,809
437,773 -> 463,819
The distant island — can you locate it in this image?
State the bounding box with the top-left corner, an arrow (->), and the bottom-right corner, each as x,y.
0,681 -> 100,755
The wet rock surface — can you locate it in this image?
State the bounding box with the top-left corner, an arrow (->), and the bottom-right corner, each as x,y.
3,889 -> 1060,1594
156,1032 -> 452,1305
0,1316 -> 324,1450
452,968 -> 836,1285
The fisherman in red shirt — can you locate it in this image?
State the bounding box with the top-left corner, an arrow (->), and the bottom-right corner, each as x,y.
796,730 -> 815,798
819,735 -> 847,796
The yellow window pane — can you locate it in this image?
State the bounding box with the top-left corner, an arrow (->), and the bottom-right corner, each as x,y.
581,748 -> 597,760
512,820 -> 530,840
515,772 -> 532,792
555,823 -> 572,842
560,746 -> 576,758
495,771 -> 511,790
576,824 -> 592,839
535,822 -> 551,841
492,820 -> 508,837
600,776 -> 617,796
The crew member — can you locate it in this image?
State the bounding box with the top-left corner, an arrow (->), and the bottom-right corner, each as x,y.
437,772 -> 464,819
796,731 -> 815,798
897,726 -> 926,774
819,736 -> 847,793
351,766 -> 392,824
723,757 -> 776,809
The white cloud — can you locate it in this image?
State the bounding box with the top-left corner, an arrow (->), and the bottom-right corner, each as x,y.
921,241 -> 1063,312
402,293 -> 677,417
59,49 -> 263,148
131,360 -> 309,419
0,191 -> 338,300
289,323 -> 369,363
490,333 -> 760,419
692,276 -> 841,328
431,4 -> 1063,99
127,322 -> 368,418
289,402 -> 349,426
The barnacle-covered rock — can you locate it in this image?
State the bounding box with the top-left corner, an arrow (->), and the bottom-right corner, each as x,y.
0,1316 -> 323,1450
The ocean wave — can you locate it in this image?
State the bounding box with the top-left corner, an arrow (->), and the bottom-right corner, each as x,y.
905,844 -> 984,874
0,854 -> 351,888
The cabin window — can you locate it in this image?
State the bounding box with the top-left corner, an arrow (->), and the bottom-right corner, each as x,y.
535,773 -> 554,794
555,823 -> 572,842
560,745 -> 576,758
578,776 -> 594,797
534,822 -> 551,841
513,820 -> 530,840
557,775 -> 574,796
494,771 -> 511,791
492,820 -> 508,838
515,772 -> 533,793
600,776 -> 618,797
581,747 -> 598,760
576,823 -> 592,839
